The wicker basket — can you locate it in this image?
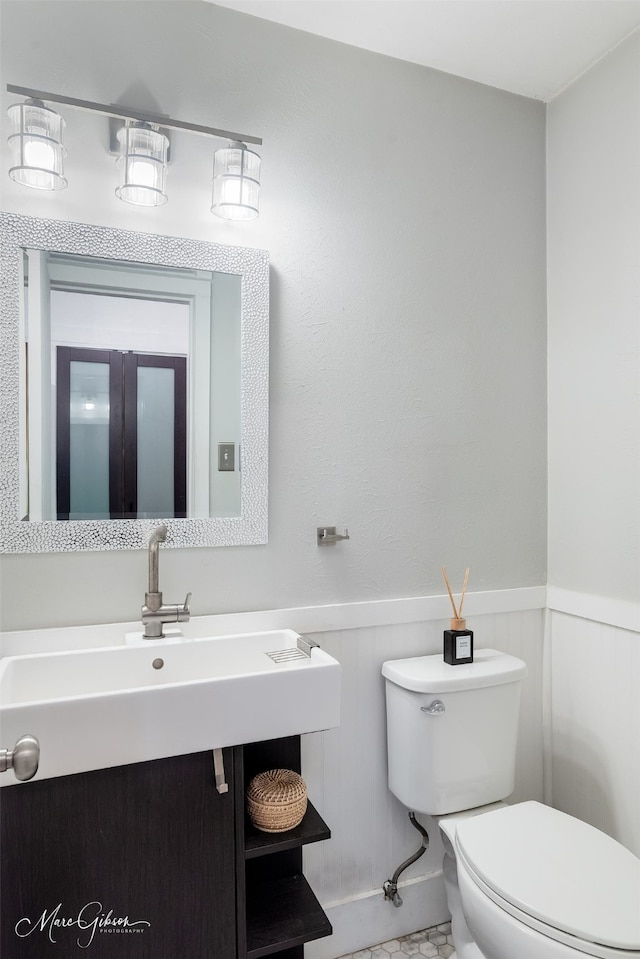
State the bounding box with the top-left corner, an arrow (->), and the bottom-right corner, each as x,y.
246,768 -> 308,833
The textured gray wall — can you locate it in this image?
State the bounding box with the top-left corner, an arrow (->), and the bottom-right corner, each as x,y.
547,30 -> 640,604
0,1 -> 546,630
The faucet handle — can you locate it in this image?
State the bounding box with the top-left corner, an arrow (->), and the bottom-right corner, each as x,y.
178,592 -> 192,622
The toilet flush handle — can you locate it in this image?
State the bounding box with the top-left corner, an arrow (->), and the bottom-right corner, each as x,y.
421,700 -> 445,715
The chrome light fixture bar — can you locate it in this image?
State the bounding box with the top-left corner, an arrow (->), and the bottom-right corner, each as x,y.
7,84 -> 262,145
6,84 -> 262,218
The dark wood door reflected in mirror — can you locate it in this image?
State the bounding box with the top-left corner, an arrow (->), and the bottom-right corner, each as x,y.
56,347 -> 186,520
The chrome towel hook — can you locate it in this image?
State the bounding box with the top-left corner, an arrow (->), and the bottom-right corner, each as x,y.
317,526 -> 350,546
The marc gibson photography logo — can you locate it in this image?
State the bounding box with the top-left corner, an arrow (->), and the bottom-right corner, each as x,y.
15,901 -> 151,948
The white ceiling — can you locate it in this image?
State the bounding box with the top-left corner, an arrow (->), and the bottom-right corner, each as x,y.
211,0 -> 640,100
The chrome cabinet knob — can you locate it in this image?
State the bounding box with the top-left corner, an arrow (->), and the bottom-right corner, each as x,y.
0,734 -> 40,781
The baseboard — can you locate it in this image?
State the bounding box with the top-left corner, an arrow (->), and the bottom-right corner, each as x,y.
305,871 -> 449,959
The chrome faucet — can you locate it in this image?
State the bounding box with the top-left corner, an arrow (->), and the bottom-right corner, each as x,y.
141,525 -> 191,638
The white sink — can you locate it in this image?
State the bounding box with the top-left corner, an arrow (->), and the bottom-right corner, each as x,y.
0,629 -> 341,783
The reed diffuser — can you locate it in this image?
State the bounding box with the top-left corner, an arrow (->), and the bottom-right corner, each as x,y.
441,566 -> 474,665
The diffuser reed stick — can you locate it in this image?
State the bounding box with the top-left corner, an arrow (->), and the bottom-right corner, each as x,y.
441,566 -> 459,618
441,566 -> 470,630
459,567 -> 470,617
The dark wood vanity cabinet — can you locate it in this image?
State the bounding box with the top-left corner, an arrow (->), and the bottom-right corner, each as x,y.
0,738 -> 331,959
0,749 -> 237,958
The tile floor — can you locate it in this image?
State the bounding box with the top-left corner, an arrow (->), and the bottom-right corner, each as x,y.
335,921 -> 456,958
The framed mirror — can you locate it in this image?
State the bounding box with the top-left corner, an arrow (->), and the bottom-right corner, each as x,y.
0,213 -> 269,552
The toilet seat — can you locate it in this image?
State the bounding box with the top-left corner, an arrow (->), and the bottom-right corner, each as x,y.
454,801 -> 640,957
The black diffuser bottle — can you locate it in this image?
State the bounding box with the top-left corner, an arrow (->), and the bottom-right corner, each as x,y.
442,566 -> 474,666
443,617 -> 474,665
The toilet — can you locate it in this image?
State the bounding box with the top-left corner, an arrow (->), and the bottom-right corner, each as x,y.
382,648 -> 640,959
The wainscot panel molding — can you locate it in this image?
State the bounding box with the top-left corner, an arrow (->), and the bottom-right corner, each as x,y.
0,586 -> 546,657
548,609 -> 640,859
547,587 -> 640,633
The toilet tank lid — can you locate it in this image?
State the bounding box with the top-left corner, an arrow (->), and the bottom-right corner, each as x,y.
381,648 -> 527,692
455,801 -> 640,951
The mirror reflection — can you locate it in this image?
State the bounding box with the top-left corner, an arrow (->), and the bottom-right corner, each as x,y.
22,251 -> 241,521
0,213 -> 268,553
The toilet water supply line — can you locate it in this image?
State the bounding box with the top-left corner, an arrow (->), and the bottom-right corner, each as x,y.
383,812 -> 430,907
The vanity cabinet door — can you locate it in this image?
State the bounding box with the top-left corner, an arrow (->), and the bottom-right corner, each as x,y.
0,750 -> 236,959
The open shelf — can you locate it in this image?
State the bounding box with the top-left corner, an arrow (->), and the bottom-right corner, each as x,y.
245,802 -> 331,859
246,874 -> 332,959
238,737 -> 333,959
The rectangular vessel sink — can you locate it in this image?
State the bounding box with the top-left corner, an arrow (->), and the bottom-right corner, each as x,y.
0,629 -> 341,783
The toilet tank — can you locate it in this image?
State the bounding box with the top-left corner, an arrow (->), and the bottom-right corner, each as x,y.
382,649 -> 527,816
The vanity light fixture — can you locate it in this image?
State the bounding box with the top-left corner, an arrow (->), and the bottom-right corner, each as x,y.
7,97 -> 67,191
6,84 -> 262,219
115,121 -> 169,207
212,140 -> 261,221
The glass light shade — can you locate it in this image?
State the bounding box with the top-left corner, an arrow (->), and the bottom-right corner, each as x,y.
7,99 -> 67,191
115,123 -> 168,206
212,141 -> 261,220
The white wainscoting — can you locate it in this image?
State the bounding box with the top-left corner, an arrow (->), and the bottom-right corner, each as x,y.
302,607 -> 545,959
548,604 -> 640,859
6,589 -> 636,952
